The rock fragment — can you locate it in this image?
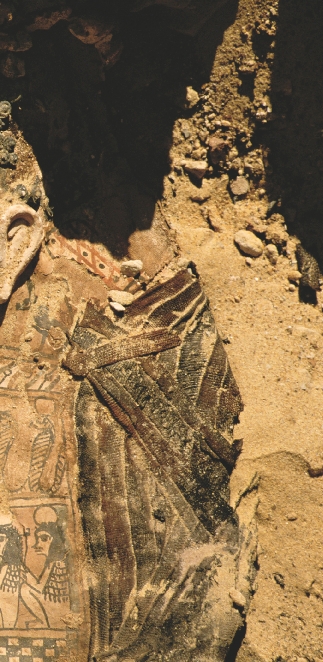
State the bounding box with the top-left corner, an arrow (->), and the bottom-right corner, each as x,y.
265,221 -> 288,247
184,159 -> 208,180
296,244 -> 321,290
265,243 -> 279,265
238,59 -> 257,75
185,86 -> 199,108
229,589 -> 246,608
190,189 -> 211,203
234,230 -> 263,257
120,260 -> 143,278
203,206 -> 223,232
245,216 -> 266,234
0,131 -> 17,166
208,136 -> 228,165
108,290 -> 134,306
273,573 -> 285,588
109,301 -> 125,313
0,101 -> 11,119
288,270 -> 302,283
230,176 -> 249,197
286,512 -> 297,521
181,123 -> 191,139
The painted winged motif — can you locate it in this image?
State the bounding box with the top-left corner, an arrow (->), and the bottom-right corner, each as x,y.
64,266 -> 243,661
0,411 -> 15,473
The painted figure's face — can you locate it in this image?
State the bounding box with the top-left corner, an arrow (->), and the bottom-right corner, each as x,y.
33,530 -> 53,557
0,533 -> 7,557
0,203 -> 44,304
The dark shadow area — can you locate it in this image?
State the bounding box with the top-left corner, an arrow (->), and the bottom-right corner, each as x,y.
0,0 -> 238,257
265,0 -> 323,274
224,623 -> 247,662
238,73 -> 255,102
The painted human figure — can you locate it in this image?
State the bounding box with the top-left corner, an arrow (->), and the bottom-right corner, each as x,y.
20,506 -> 70,629
0,517 -> 24,629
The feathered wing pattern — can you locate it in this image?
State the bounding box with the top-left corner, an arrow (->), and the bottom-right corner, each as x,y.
0,412 -> 15,475
29,416 -> 54,492
50,450 -> 66,493
66,267 -> 243,659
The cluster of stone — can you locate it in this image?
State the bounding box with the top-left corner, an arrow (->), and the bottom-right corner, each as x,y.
0,101 -> 17,167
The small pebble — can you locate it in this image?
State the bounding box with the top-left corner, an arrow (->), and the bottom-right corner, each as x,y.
109,301 -> 126,313
108,290 -> 134,306
184,159 -> 208,180
234,230 -> 263,257
266,200 -> 278,216
288,284 -> 296,292
245,257 -> 253,266
185,86 -> 199,108
265,222 -> 288,247
288,270 -> 302,283
0,100 -> 11,118
208,136 -> 228,165
265,243 -> 279,265
286,513 -> 297,521
239,59 -> 257,74
24,332 -> 33,342
229,588 -> 246,608
120,259 -> 143,278
181,128 -> 191,139
273,573 -> 285,588
206,207 -> 223,232
230,176 -> 249,197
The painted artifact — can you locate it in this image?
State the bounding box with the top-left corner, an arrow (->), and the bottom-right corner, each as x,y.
0,101 -> 249,662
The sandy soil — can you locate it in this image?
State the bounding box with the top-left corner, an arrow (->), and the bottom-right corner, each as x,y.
154,1 -> 323,658
163,185 -> 323,662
